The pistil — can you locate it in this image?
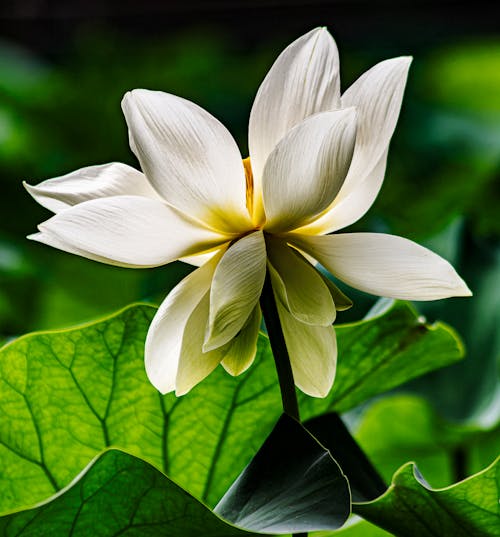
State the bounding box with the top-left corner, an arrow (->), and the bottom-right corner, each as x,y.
242,157 -> 254,219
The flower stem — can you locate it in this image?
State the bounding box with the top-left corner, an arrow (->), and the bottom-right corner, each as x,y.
260,270 -> 300,421
260,267 -> 386,532
260,270 -> 306,537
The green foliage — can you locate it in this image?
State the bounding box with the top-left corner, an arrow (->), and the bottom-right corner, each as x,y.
411,222 -> 500,426
0,27 -> 497,536
370,40 -> 500,242
355,456 -> 500,537
324,519 -> 393,537
353,394 -> 497,489
300,300 -> 463,415
0,450 -> 256,537
0,302 -> 463,520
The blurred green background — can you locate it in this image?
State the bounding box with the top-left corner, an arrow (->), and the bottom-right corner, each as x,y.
0,0 -> 499,516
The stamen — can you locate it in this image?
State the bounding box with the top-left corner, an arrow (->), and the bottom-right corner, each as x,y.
243,157 -> 254,217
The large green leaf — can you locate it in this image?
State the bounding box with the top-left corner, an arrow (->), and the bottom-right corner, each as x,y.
0,449 -> 256,537
0,301 -> 462,514
318,518 -> 393,537
300,299 -> 463,416
215,414 -> 350,533
354,456 -> 500,537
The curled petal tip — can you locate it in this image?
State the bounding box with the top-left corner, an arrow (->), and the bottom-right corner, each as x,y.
400,56 -> 413,70
383,55 -> 413,71
202,335 -> 223,354
144,360 -> 174,395
299,377 -> 334,399
120,90 -> 136,111
174,387 -> 188,397
121,89 -> 132,101
393,55 -> 413,63
23,181 -> 43,201
445,268 -> 472,298
458,282 -> 473,297
309,26 -> 327,34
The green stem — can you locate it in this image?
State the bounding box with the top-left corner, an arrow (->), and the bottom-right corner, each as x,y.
260,270 -> 300,421
260,266 -> 386,518
260,269 -> 305,537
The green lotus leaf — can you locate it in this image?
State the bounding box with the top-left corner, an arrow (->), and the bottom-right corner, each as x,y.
354,455 -> 500,537
0,300 -> 462,514
0,449 -> 257,537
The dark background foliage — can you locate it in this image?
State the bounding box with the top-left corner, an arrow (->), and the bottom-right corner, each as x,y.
0,0 -> 498,472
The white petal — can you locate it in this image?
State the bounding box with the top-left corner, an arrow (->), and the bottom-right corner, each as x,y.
297,57 -> 411,235
340,57 -> 411,195
290,233 -> 472,300
220,306 -> 262,376
267,237 -> 335,326
24,162 -> 161,214
145,253 -> 223,394
34,195 -> 229,268
275,297 -> 337,398
28,231 -> 135,267
297,150 -> 388,235
320,276 -> 353,311
262,108 -> 356,232
179,249 -> 223,267
204,231 -> 267,351
249,27 -> 341,222
176,297 -> 262,394
122,90 -> 251,232
175,293 -> 225,396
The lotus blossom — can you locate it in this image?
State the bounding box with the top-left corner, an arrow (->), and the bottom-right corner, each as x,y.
25,28 -> 470,398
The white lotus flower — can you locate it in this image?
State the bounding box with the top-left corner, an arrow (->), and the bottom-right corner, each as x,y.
25,28 -> 471,398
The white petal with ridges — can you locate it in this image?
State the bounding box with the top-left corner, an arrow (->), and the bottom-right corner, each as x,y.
175,293 -> 225,396
204,231 -> 267,351
291,233 -> 472,300
320,275 -> 353,311
176,297 -> 262,394
220,306 -> 262,376
35,195 -> 229,268
122,90 -> 251,233
262,109 -> 356,232
275,297 -> 337,398
145,252 -> 223,394
299,57 -> 411,235
179,248 -> 225,267
340,57 -> 411,195
28,231 -> 136,267
298,150 -> 388,235
267,238 -> 335,325
24,162 -> 161,214
249,27 -> 341,223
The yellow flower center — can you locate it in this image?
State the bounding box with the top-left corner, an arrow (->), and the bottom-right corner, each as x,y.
242,157 -> 254,219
